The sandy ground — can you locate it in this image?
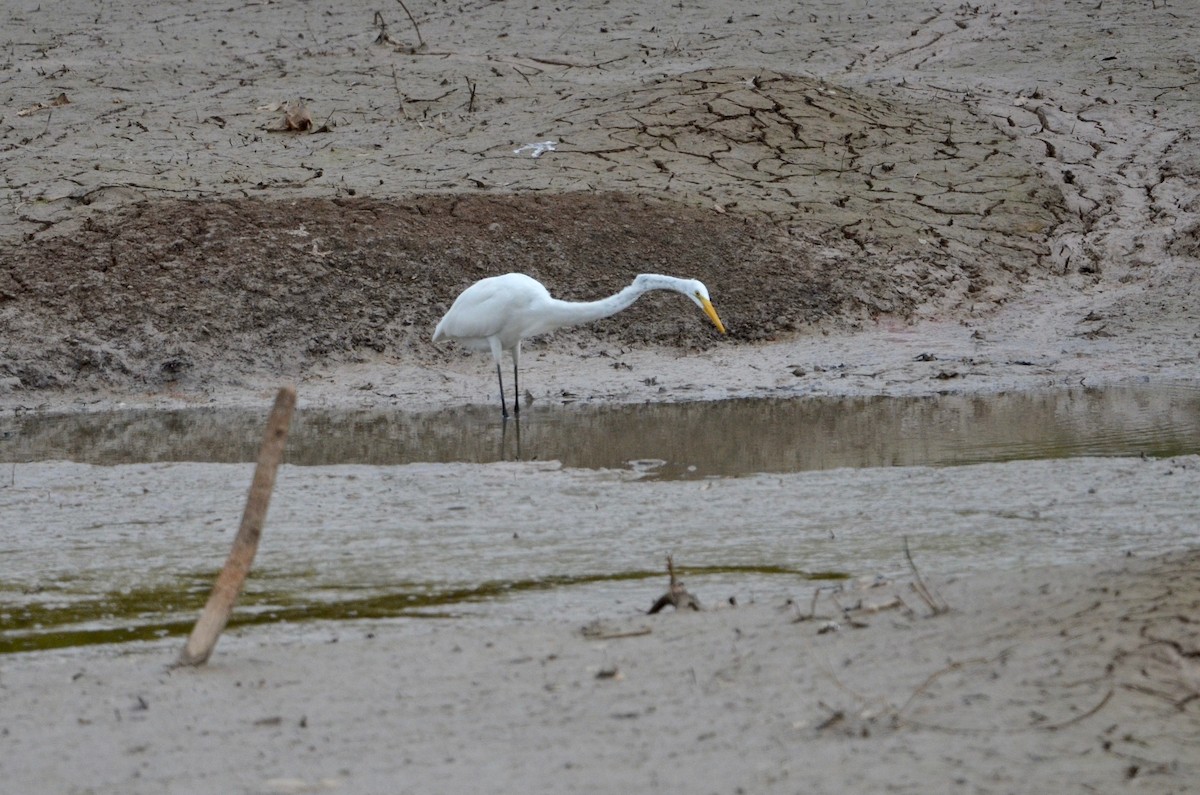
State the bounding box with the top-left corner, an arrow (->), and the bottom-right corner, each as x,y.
2,545 -> 1199,794
2,0 -> 1199,792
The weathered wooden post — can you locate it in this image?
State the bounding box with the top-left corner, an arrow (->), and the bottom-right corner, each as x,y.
176,386 -> 296,666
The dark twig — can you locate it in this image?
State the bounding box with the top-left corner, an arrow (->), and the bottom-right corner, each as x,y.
1039,688 -> 1114,730
372,10 -> 390,45
390,64 -> 408,118
464,76 -> 477,113
791,584 -> 827,622
394,0 -> 425,51
904,535 -> 948,615
823,648 -> 1114,736
648,554 -> 702,613
896,656 -> 992,717
814,702 -> 846,731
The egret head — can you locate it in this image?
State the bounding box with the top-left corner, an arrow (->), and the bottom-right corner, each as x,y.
686,279 -> 727,335
631,274 -> 727,335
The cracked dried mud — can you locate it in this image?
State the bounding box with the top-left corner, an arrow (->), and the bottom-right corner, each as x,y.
1,0 -> 1198,793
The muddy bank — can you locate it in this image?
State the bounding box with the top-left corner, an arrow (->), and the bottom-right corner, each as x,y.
3,543 -> 1198,793
2,191 -> 1003,393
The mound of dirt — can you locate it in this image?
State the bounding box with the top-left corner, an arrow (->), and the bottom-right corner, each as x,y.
0,190 -> 1059,393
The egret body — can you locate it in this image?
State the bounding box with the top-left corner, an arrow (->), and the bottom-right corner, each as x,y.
432,272 -> 726,418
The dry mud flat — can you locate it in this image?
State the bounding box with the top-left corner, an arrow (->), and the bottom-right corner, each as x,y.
2,0 -> 1200,793
2,547 -> 1199,794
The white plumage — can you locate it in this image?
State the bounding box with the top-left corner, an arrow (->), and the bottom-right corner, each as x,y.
433,272 -> 726,418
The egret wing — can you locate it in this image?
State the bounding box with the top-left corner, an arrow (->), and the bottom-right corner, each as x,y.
433,274 -> 546,343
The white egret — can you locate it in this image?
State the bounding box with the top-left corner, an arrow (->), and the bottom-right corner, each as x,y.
432,272 -> 726,418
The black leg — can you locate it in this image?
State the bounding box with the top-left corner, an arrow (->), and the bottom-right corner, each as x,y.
496,362 -> 509,420
500,412 -> 522,461
512,358 -> 520,417
513,411 -> 522,458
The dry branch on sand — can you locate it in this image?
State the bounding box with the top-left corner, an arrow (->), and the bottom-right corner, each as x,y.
373,1 -> 425,53
816,652 -> 1116,738
904,535 -> 949,616
794,541 -> 946,631
16,92 -> 69,116
648,554 -> 702,614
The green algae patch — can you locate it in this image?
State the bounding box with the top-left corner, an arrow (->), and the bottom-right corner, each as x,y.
0,565 -> 843,655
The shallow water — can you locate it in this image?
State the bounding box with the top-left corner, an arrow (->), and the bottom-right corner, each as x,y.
3,384 -> 1198,478
1,384 -> 1197,654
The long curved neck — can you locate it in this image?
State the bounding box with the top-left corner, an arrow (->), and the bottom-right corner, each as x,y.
540,274 -> 686,330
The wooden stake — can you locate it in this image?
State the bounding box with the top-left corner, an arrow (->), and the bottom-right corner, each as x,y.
176,387 -> 297,667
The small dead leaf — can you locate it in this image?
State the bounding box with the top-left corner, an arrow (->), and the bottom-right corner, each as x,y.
285,102 -> 313,131
263,100 -> 316,133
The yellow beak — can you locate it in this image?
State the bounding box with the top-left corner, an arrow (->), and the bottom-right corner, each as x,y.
700,297 -> 727,335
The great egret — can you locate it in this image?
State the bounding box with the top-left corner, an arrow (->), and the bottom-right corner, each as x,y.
432,272 -> 726,418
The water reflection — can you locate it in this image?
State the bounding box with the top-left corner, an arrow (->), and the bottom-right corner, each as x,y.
1,384 -> 1198,478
